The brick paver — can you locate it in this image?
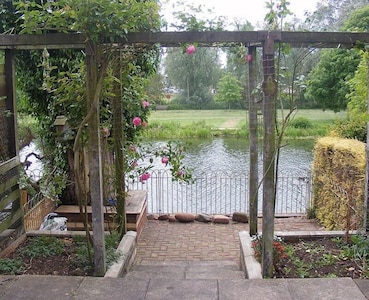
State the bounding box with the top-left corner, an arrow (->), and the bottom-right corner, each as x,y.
135,217 -> 324,265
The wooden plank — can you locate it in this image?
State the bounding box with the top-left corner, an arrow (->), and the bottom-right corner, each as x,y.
0,188 -> 20,211
0,207 -> 23,233
0,33 -> 86,50
1,31 -> 369,50
0,176 -> 18,196
126,190 -> 147,214
0,75 -> 5,97
0,157 -> 19,174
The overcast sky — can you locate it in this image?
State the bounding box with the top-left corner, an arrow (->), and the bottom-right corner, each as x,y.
161,0 -> 320,29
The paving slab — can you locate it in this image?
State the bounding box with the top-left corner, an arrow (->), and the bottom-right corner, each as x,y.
1,275 -> 83,300
0,276 -> 18,298
124,264 -> 187,280
219,279 -> 292,300
287,278 -> 366,300
145,278 -> 218,300
185,261 -> 245,280
354,279 -> 369,299
73,277 -> 149,300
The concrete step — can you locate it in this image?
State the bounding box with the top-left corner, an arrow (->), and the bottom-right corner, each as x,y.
125,260 -> 246,280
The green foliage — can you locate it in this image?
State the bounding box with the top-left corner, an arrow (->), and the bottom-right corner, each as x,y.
214,73 -> 243,110
289,117 -> 313,129
19,236 -> 64,258
164,47 -> 222,109
305,49 -> 361,112
0,258 -> 24,275
264,0 -> 292,30
168,1 -> 225,31
332,118 -> 367,142
342,5 -> 369,32
15,0 -> 160,40
341,234 -> 369,261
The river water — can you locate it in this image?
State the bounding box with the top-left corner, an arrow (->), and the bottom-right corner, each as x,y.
134,137 -> 315,215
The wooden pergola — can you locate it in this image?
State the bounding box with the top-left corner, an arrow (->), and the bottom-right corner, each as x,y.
1,30 -> 369,277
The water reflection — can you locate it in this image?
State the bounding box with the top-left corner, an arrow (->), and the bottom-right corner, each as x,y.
181,138 -> 313,175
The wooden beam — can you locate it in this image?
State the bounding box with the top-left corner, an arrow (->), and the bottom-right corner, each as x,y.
1,31 -> 369,49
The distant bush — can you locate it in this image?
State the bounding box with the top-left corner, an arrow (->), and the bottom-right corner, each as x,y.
331,119 -> 367,143
289,117 -> 313,129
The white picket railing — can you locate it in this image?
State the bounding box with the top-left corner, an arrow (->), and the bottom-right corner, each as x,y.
127,170 -> 312,216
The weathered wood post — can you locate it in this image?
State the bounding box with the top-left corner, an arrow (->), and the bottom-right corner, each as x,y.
85,41 -> 106,276
260,31 -> 279,277
112,57 -> 127,238
248,46 -> 258,236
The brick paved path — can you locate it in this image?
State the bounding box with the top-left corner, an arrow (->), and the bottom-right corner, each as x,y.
135,217 -> 324,265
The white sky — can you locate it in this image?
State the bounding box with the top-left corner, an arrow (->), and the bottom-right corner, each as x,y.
161,0 -> 320,29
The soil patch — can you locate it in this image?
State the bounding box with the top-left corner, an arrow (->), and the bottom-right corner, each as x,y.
0,236 -> 94,276
275,237 -> 365,279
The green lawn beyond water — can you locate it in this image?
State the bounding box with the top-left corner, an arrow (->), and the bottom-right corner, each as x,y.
148,109 -> 346,129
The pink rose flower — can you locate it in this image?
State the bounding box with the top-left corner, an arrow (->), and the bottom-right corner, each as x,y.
246,54 -> 252,62
177,170 -> 184,177
140,172 -> 150,182
133,117 -> 142,126
186,44 -> 195,55
143,101 -> 150,108
142,121 -> 147,127
161,156 -> 169,164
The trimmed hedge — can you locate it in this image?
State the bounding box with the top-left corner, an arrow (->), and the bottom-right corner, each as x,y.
312,137 -> 365,230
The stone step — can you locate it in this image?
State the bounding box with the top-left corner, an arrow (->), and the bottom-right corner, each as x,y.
125,260 -> 246,280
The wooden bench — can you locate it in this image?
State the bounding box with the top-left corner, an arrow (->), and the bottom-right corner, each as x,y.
54,190 -> 147,238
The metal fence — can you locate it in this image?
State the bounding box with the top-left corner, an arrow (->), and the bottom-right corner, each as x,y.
128,170 -> 312,216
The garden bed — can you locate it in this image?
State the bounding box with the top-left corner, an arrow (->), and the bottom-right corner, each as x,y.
0,233 -> 122,276
274,236 -> 368,279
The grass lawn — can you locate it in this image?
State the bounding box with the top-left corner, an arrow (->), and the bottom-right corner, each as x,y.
149,109 -> 347,129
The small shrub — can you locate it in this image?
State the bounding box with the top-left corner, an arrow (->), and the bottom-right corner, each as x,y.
289,117 -> 313,129
0,258 -> 24,275
19,236 -> 64,258
332,119 -> 367,142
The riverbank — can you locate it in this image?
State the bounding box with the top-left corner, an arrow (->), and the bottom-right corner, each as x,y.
144,109 -> 346,139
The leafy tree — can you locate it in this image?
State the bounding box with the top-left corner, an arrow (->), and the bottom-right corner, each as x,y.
305,0 -> 368,31
214,73 -> 243,110
164,47 -> 222,109
305,4 -> 369,112
305,49 -> 361,112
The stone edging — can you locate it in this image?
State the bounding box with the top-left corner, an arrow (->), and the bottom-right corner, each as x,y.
105,231 -> 137,278
239,231 -> 262,279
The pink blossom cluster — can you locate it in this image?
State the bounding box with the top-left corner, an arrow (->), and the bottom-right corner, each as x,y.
132,117 -> 147,127
186,44 -> 195,55
140,172 -> 150,182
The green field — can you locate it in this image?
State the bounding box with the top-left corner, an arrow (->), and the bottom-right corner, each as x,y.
148,109 -> 347,129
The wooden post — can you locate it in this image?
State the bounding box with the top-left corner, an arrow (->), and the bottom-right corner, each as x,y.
260,32 -> 279,278
112,58 -> 127,238
248,46 -> 258,236
5,50 -> 18,158
85,41 -> 106,276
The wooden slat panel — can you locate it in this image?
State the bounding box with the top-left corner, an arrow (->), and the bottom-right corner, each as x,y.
0,75 -> 5,97
0,188 -> 19,211
0,157 -> 19,174
0,172 -> 18,195
0,207 -> 22,233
